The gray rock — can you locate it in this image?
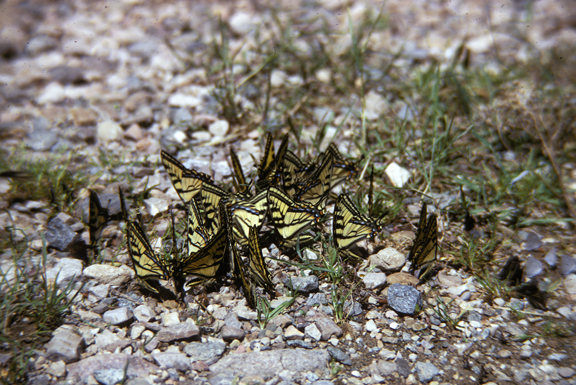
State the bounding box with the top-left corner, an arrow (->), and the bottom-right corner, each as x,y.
467,311 -> 482,323
560,255 -> 576,276
305,323 -> 322,341
173,108 -> 193,125
45,217 -> 76,251
306,293 -> 327,307
377,360 -> 397,376
314,318 -> 343,341
93,368 -> 125,385
548,353 -> 569,361
45,325 -> 84,363
48,66 -> 84,84
523,232 -> 542,251
133,305 -> 154,322
558,367 -> 575,378
94,329 -> 131,352
45,258 -> 83,288
156,320 -> 200,342
83,264 -> 134,286
28,128 -> 59,151
125,379 -> 152,385
415,362 -> 439,383
287,340 -> 314,349
326,347 -> 352,366
387,284 -> 423,315
209,373 -> 236,385
221,326 -> 244,342
368,248 -> 406,271
343,300 -> 363,317
66,354 -> 158,381
224,312 -> 243,329
285,275 -> 319,293
396,358 -> 411,377
544,247 -> 558,267
152,352 -> 191,371
128,41 -> 159,58
524,256 -> 543,278
103,307 -> 133,326
362,272 -> 387,289
184,341 -> 226,365
209,349 -> 329,380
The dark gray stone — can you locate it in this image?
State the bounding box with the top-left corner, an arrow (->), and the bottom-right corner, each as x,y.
326,347 -> 351,366
285,275 -> 319,293
415,362 -> 439,383
387,284 -> 423,315
45,326 -> 84,363
524,256 -> 544,278
396,358 -> 411,377
184,341 -> 226,365
343,300 -> 363,317
286,340 -> 314,349
209,349 -> 329,380
560,255 -> 576,276
45,217 -> 76,251
306,293 -> 327,307
156,321 -> 200,342
67,354 -> 158,381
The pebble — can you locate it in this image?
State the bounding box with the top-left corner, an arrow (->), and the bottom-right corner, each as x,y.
385,162 -> 411,188
285,275 -> 319,293
183,341 -> 226,365
364,90 -> 388,120
83,264 -> 134,286
45,258 -> 83,288
415,362 -> 439,383
523,232 -> 542,251
97,121 -> 123,142
133,305 -> 154,322
45,325 -> 84,363
208,120 -> 229,138
103,308 -> 133,326
558,367 -> 575,378
524,256 -> 544,278
45,217 -> 76,251
285,325 -> 304,340
66,354 -> 158,382
161,312 -> 180,327
387,284 -> 423,315
143,197 -> 169,216
365,320 -> 378,332
396,358 -> 411,377
305,323 -> 322,341
46,360 -> 66,377
362,272 -> 387,289
93,368 -> 125,385
544,247 -> 558,267
561,255 -> 576,276
498,349 -> 512,358
221,326 -> 245,342
156,320 -> 200,342
327,347 -> 352,366
152,352 -> 191,371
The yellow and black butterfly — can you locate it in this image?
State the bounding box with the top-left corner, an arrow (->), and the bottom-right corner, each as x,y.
268,187 -> 323,242
119,188 -> 172,293
89,190 -> 109,248
324,143 -> 360,188
293,153 -> 334,204
333,193 -> 385,257
407,201 -> 438,279
229,147 -> 250,196
256,134 -> 289,190
246,226 -> 273,292
197,181 -> 231,235
161,150 -> 212,203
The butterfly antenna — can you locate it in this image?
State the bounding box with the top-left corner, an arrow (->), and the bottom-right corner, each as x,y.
368,164 -> 374,217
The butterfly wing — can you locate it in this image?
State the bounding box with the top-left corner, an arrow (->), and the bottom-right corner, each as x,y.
89,190 -> 109,247
407,202 -> 438,278
247,226 -> 273,292
333,194 -> 383,254
269,187 -> 322,240
161,150 -> 212,203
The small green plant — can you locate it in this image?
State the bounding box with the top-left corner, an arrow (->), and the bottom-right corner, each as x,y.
0,231 -> 81,384
432,297 -> 466,330
256,284 -> 298,329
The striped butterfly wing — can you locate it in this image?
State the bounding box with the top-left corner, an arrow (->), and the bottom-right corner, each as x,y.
293,152 -> 334,205
324,143 -> 360,188
333,194 -> 383,253
178,224 -> 228,280
89,190 -> 109,247
229,147 -> 249,195
186,199 -> 209,256
256,133 -> 276,190
161,150 -> 212,203
407,202 -> 438,278
247,226 -> 273,292
269,187 -> 323,240
198,182 -> 231,235
281,150 -> 316,196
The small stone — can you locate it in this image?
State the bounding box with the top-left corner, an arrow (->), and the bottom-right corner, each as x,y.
45,326 -> 84,363
26,34 -> 58,55
362,272 -> 387,289
83,264 -> 134,286
93,368 -> 125,385
168,93 -> 202,108
396,358 -> 411,377
284,325 -> 304,340
305,323 -> 322,341
522,232 -> 542,251
221,326 -> 244,342
561,256 -> 576,276
386,272 -> 419,286
379,349 -> 395,360
143,197 -> 169,216
524,256 -> 543,278
153,352 -> 191,371
385,162 -> 411,188
156,321 -> 200,342
208,120 -> 229,138
46,360 -> 66,377
161,312 -> 180,327
364,90 -> 388,120
544,247 -> 558,267
377,360 -> 396,376
38,82 -> 66,104
314,318 -> 343,341
387,284 -> 423,315
315,69 -> 331,84
130,324 -> 146,340
49,66 -> 84,85
306,293 -> 327,307
229,12 -> 258,34
558,367 -> 575,378
124,124 -> 144,141
415,362 -> 439,383
45,217 -> 76,251
365,320 -> 378,332
369,248 -> 406,271
45,258 -> 83,288
327,347 -> 352,366
97,121 -> 123,142
103,308 -> 133,326
183,341 -> 226,365
285,275 -> 319,293
88,284 -> 109,300
133,305 -> 154,322
564,275 -> 576,297
94,330 -> 131,352
28,128 -> 59,151
437,272 -> 463,287
497,349 -> 512,358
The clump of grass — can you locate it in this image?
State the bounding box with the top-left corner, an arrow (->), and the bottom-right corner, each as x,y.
0,231 -> 80,384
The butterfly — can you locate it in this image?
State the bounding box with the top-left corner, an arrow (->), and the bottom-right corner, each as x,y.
268,187 -> 324,242
333,193 -> 385,258
407,202 -> 438,279
229,147 -> 250,196
89,190 -> 109,248
256,134 -> 289,190
246,226 -> 273,293
119,188 -> 172,293
161,150 -> 213,203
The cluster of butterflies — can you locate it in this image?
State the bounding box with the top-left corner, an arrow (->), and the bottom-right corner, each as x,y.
88,134 -> 439,308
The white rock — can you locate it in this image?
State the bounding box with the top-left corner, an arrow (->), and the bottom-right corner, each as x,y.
365,320 -> 378,332
369,248 -> 406,271
83,264 -> 134,285
302,249 -> 318,260
564,275 -> 576,297
229,12 -> 258,35
270,70 -> 286,87
134,305 -> 155,322
385,162 -> 411,188
97,121 -> 123,142
362,272 -> 387,289
0,179 -> 10,194
379,348 -> 396,360
208,120 -> 229,138
284,325 -> 304,340
304,323 -> 322,341
144,197 -> 169,216
191,131 -> 212,142
364,90 -> 388,120
103,307 -> 133,326
38,82 -> 66,104
448,283 -> 471,296
172,130 -> 187,144
131,324 -> 146,339
162,312 -> 180,327
315,69 -> 332,84
45,258 -> 84,287
168,93 -> 202,108
389,322 -> 400,330
88,284 -> 109,300
46,360 -> 66,377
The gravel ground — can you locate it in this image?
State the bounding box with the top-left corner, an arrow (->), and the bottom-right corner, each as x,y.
1,0 -> 575,384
